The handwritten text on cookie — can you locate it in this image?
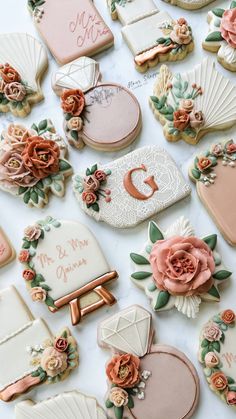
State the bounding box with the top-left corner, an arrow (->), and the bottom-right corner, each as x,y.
69,11 -> 109,47
222,352 -> 236,369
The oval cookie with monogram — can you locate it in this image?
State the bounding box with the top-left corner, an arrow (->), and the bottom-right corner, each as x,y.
98,305 -> 200,419
199,309 -> 236,408
52,56 -> 141,151
19,217 -> 118,325
130,216 -> 232,318
0,227 -> 15,268
73,145 -> 191,228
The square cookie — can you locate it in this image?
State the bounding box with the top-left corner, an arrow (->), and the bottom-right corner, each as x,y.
115,0 -> 158,25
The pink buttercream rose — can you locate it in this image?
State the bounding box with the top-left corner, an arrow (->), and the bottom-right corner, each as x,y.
220,9 -> 236,49
226,142 -> 236,154
203,322 -> 222,342
204,352 -> 219,368
24,224 -> 42,241
227,391 -> 236,405
149,236 -> 215,296
0,148 -> 37,188
40,347 -> 68,377
2,124 -> 36,148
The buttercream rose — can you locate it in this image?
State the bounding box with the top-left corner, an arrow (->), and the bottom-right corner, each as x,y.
30,287 -> 47,302
179,99 -> 194,113
0,149 -> 38,188
220,9 -> 236,49
18,250 -> 30,263
3,124 -> 35,147
83,175 -> 100,191
221,309 -> 235,324
226,142 -> 236,154
211,144 -> 223,157
197,157 -> 212,172
61,89 -> 85,116
190,111 -> 204,129
211,372 -> 228,391
23,269 -> 35,281
0,64 -> 20,83
106,354 -> 140,388
109,387 -> 129,407
173,109 -> 190,131
67,116 -> 83,131
24,225 -> 42,241
82,191 -> 97,205
94,170 -> 107,182
170,24 -> 192,45
22,137 -> 60,179
4,82 -> 26,102
54,338 -> 68,353
203,322 -> 222,342
177,18 -> 187,26
227,391 -> 236,405
0,80 -> 5,93
149,236 -> 215,296
204,352 -> 219,368
40,347 -> 68,377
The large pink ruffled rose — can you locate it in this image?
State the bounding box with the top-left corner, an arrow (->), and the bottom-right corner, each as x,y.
220,9 -> 236,49
0,148 -> 37,188
149,236 -> 215,296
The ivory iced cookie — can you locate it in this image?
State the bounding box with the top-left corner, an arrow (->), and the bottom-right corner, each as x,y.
15,391 -> 107,419
130,216 -> 232,318
0,286 -> 78,402
0,119 -> 72,208
0,33 -> 48,117
0,227 -> 15,268
150,59 -> 236,144
19,217 -> 118,325
163,0 -> 214,10
199,309 -> 236,408
73,145 -> 191,228
28,0 -> 114,64
189,139 -> 236,246
99,305 -> 200,419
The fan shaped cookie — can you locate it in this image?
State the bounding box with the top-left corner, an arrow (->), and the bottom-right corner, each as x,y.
150,59 -> 236,144
0,227 -> 15,268
0,33 -> 48,117
99,305 -> 200,419
130,216 -> 232,318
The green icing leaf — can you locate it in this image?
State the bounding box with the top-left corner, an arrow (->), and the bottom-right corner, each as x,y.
212,7 -> 225,17
130,253 -> 150,265
201,338 -> 210,348
213,270 -> 232,280
31,122 -> 39,132
157,37 -> 166,44
207,285 -> 220,300
90,164 -> 98,174
86,168 -> 91,176
203,234 -> 217,250
230,0 -> 236,8
229,385 -> 236,391
18,186 -> 28,195
71,130 -> 78,141
31,370 -> 40,377
227,377 -> 235,384
212,341 -> 220,352
127,395 -> 134,409
38,119 -> 47,132
105,399 -> 114,408
30,190 -> 39,205
191,168 -> 201,180
154,291 -> 170,310
205,31 -> 223,42
150,96 -> 159,104
22,240 -> 30,249
59,159 -> 71,172
45,296 -> 56,308
131,271 -> 152,280
91,202 -> 99,212
149,221 -> 164,243
23,190 -> 31,204
114,406 -> 123,419
201,347 -> 209,362
165,114 -> 174,121
31,240 -> 38,249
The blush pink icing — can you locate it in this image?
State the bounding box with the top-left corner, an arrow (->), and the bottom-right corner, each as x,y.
149,236 -> 215,296
220,9 -> 236,49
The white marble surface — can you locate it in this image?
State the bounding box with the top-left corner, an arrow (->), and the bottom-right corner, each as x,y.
0,0 -> 236,418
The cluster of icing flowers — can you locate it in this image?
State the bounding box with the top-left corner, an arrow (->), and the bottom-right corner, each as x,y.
105,353 -> 151,417
220,8 -> 236,49
156,18 -> 193,54
61,89 -> 85,145
0,63 -> 33,106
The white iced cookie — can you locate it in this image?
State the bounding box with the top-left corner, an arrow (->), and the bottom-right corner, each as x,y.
162,0 -> 214,10
73,145 -> 191,228
0,33 -> 48,117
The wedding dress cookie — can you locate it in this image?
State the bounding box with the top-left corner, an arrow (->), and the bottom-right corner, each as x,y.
0,227 -> 15,268
73,145 -> 191,228
130,216 -> 232,318
0,119 -> 72,208
99,305 -> 200,419
19,217 -> 118,325
0,286 -> 78,402
28,0 -> 114,64
0,33 -> 48,117
203,2 -> 236,72
150,59 -> 236,144
52,56 -> 141,151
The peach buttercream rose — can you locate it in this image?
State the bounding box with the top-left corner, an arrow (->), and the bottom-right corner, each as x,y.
83,175 -> 100,192
149,236 -> 215,296
211,372 -> 228,391
61,89 -> 85,116
18,250 -> 30,263
173,109 -> 190,131
204,352 -> 219,368
106,354 -> 140,388
221,309 -> 235,324
203,322 -> 222,342
23,269 -> 35,281
190,111 -> 204,129
24,224 -> 42,241
82,191 -> 97,205
40,347 -> 68,377
179,99 -> 194,113
109,387 -> 129,407
211,143 -> 223,157
0,149 -> 38,188
0,64 -> 20,83
220,9 -> 236,49
3,124 -> 35,147
67,116 -> 83,131
170,23 -> 192,45
226,142 -> 236,154
4,82 -> 26,102
227,391 -> 236,405
197,157 -> 212,172
30,287 -> 47,302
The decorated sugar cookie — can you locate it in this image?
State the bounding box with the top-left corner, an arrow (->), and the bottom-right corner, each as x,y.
0,227 -> 15,268
52,56 -> 141,151
0,33 -> 48,117
150,59 -> 236,144
203,2 -> 236,72
0,120 -> 72,208
19,217 -> 118,325
199,309 -> 236,408
163,0 -> 214,10
130,216 -> 232,318
0,286 -> 78,402
28,0 -> 114,65
189,139 -> 236,246
15,391 -> 107,419
99,305 -> 200,419
73,145 -> 191,228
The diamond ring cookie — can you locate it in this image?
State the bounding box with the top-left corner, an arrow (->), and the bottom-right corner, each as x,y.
189,139 -> 236,246
199,309 -> 236,409
107,0 -> 194,72
0,33 -> 48,117
98,305 -> 200,419
130,216 -> 232,318
52,56 -> 142,151
0,286 -> 78,402
0,119 -> 72,208
203,2 -> 236,72
0,227 -> 15,268
15,391 -> 107,419
28,0 -> 114,65
19,217 -> 118,326
73,145 -> 191,228
150,58 -> 236,144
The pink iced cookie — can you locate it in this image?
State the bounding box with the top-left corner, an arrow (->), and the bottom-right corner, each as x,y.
0,227 -> 15,268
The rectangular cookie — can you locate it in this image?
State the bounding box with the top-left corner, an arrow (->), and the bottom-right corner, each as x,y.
0,227 -> 15,268
114,0 -> 158,25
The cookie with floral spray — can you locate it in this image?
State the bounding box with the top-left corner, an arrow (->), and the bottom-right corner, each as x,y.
130,216 -> 232,318
199,309 -> 236,409
98,305 -> 200,419
0,286 -> 78,402
189,139 -> 236,246
0,227 -> 15,268
150,58 -> 236,144
52,56 -> 142,151
0,33 -> 48,117
203,1 -> 236,72
0,119 -> 72,208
